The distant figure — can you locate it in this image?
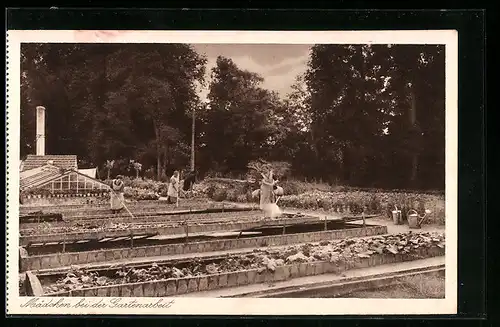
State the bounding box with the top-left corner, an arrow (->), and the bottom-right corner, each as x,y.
260,169 -> 281,218
110,175 -> 125,214
183,170 -> 196,193
167,170 -> 180,204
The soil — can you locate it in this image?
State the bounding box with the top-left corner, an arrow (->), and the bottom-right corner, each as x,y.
20,212 -> 267,236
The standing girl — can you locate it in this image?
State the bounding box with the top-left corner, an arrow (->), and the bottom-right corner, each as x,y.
259,169 -> 279,218
110,175 -> 125,214
167,170 -> 180,204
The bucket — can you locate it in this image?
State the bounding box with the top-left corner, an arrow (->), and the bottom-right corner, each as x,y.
408,210 -> 420,229
391,210 -> 402,225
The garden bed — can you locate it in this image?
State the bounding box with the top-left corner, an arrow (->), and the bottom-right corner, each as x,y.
19,200 -> 237,217
20,224 -> 387,271
19,213 -> 349,247
20,210 -> 262,230
25,231 -> 445,296
200,179 -> 445,225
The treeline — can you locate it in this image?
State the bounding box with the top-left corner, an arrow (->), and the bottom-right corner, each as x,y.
20,43 -> 445,190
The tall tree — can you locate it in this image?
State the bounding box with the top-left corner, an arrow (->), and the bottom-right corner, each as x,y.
200,56 -> 281,174
304,44 -> 387,184
104,44 -> 206,179
382,44 -> 446,189
21,43 -> 206,178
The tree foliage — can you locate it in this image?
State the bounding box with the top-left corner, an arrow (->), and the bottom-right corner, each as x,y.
20,44 -> 444,190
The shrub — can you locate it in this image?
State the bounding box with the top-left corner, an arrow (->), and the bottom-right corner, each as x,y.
280,180 -> 309,195
158,184 -> 170,197
320,198 -> 332,210
226,189 -> 238,202
236,194 -> 248,203
368,195 -> 381,214
206,185 -> 217,199
212,189 -> 227,202
123,186 -> 159,201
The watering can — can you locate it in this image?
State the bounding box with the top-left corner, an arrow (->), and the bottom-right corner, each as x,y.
407,209 -> 432,229
391,206 -> 402,225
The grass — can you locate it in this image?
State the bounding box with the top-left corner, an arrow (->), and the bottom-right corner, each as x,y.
400,273 -> 446,298
343,273 -> 445,299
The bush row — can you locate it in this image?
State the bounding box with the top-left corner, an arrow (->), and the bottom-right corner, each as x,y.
278,191 -> 445,224
200,179 -> 445,225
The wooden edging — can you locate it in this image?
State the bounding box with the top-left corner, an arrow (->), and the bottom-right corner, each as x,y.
24,271 -> 44,296
39,246 -> 445,297
21,225 -> 388,272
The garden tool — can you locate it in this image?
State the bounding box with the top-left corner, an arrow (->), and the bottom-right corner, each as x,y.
176,171 -> 181,208
111,189 -> 136,219
407,209 -> 432,229
392,205 -> 402,225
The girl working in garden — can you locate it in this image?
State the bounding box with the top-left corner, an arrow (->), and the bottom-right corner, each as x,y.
166,170 -> 180,204
110,175 -> 125,214
259,169 -> 282,219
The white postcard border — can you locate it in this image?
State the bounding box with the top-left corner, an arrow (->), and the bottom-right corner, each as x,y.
6,30 -> 458,315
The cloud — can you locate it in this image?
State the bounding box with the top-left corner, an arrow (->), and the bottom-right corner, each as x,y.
193,44 -> 311,99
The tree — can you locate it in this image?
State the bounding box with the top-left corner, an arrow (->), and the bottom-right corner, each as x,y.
272,74 -> 317,177
20,43 -> 444,190
304,45 -> 388,185
380,45 -> 445,189
104,160 -> 115,180
200,56 -> 281,174
106,44 -> 206,179
131,160 -> 143,179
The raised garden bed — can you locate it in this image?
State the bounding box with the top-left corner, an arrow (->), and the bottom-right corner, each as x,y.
19,208 -> 261,230
20,199 -> 221,215
19,211 -> 379,247
23,231 -> 445,296
20,224 -> 388,271
20,212 -> 64,224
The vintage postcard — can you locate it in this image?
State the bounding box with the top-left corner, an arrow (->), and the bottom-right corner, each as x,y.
6,30 -> 457,315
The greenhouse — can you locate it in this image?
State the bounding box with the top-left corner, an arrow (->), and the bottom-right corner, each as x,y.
20,165 -> 110,195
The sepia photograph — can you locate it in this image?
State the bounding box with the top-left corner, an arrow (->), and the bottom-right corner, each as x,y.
7,30 -> 458,315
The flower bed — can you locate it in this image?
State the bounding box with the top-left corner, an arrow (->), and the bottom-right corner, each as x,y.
41,231 -> 444,294
22,189 -> 109,201
20,209 -> 262,236
279,191 -> 445,224
105,177 -> 206,200
123,186 -> 159,201
20,222 -> 162,236
200,178 -> 445,225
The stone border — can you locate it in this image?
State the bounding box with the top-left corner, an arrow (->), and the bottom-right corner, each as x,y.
258,266 -> 446,298
20,210 -> 263,230
23,271 -> 44,296
20,225 -> 387,271
39,246 -> 444,297
229,263 -> 445,298
20,214 -> 347,246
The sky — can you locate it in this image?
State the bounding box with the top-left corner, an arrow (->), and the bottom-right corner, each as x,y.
191,44 -> 312,100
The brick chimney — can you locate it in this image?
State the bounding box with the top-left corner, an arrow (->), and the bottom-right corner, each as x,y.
36,106 -> 46,156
